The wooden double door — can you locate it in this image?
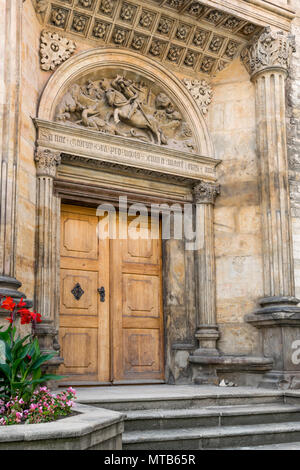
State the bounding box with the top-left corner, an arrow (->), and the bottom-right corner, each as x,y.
59,204 -> 164,384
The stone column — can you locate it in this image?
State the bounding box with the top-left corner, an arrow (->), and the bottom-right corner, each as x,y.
0,0 -> 30,304
35,148 -> 62,372
242,28 -> 300,388
193,181 -> 220,355
189,180 -> 220,384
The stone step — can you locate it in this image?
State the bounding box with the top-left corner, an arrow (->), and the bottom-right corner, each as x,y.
123,421 -> 300,450
76,385 -> 284,411
124,404 -> 300,431
232,442 -> 300,450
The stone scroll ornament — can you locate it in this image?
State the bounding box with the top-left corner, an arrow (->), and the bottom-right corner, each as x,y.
182,78 -> 213,115
54,75 -> 196,152
40,30 -> 76,71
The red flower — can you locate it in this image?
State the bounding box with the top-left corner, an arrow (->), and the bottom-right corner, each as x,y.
17,298 -> 27,308
1,297 -> 16,311
31,311 -> 42,323
26,354 -> 31,361
20,311 -> 32,325
5,314 -> 13,324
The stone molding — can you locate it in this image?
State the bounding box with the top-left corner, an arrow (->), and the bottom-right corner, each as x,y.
40,30 -> 76,71
182,78 -> 212,115
193,180 -> 220,204
241,26 -> 296,79
35,148 -> 61,177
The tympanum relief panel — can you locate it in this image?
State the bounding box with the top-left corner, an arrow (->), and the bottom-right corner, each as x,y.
54,71 -> 196,152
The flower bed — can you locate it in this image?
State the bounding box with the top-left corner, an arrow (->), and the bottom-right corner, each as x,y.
0,403 -> 124,450
0,295 -> 74,426
0,386 -> 76,426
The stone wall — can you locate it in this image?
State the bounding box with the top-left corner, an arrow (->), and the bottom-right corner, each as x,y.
209,59 -> 262,356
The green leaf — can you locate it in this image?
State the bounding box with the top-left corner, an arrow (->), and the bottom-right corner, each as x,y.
29,353 -> 56,371
0,363 -> 11,379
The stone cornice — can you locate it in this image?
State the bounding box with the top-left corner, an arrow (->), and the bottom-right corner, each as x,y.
241,26 -> 296,79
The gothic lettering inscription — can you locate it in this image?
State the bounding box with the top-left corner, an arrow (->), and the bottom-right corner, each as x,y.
38,127 -> 215,179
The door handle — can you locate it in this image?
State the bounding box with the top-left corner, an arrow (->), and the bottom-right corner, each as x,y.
98,287 -> 105,302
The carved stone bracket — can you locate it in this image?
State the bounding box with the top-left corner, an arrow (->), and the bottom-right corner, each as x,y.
193,180 -> 220,204
40,30 -> 76,71
241,26 -> 296,78
182,78 -> 213,115
35,147 -> 61,177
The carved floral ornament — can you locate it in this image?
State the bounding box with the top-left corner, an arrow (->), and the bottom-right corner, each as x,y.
35,148 -> 61,177
54,74 -> 196,152
182,78 -> 212,115
193,181 -> 220,204
40,30 -> 76,71
241,27 -> 296,78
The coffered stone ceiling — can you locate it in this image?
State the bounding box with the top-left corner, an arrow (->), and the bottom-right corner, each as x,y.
33,0 -> 265,76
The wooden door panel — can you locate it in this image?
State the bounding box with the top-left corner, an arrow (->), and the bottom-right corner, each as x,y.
59,205 -> 110,383
60,269 -> 98,316
61,214 -> 98,260
123,274 -> 160,318
59,327 -> 98,378
111,215 -> 164,383
123,329 -> 162,374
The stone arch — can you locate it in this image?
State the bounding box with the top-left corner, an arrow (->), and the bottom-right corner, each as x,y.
38,48 -> 214,157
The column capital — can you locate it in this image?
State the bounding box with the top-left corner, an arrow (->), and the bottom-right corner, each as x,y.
241,26 -> 295,79
193,180 -> 220,204
35,147 -> 61,178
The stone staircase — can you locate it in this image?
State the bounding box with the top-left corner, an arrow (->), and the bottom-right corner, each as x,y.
75,385 -> 300,450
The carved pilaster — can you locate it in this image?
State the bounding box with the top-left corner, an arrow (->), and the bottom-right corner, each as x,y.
192,181 -> 220,362
35,148 -> 62,371
0,0 -> 31,305
243,29 -> 300,388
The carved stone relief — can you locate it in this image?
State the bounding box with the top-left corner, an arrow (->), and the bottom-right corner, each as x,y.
54,73 -> 196,152
40,30 -> 76,71
182,78 -> 212,115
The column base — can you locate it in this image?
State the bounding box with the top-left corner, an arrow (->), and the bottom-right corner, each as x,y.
245,296 -> 300,390
35,322 -> 63,388
189,355 -> 273,386
259,371 -> 300,390
0,275 -> 32,307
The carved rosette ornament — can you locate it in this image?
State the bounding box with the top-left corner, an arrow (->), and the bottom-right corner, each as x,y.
182,78 -> 213,115
35,148 -> 61,177
40,30 -> 76,71
193,181 -> 220,204
241,27 -> 295,78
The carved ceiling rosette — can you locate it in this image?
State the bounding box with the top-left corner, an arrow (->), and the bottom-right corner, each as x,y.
182,78 -> 212,115
241,26 -> 296,78
54,72 -> 197,152
35,148 -> 61,177
193,181 -> 220,204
